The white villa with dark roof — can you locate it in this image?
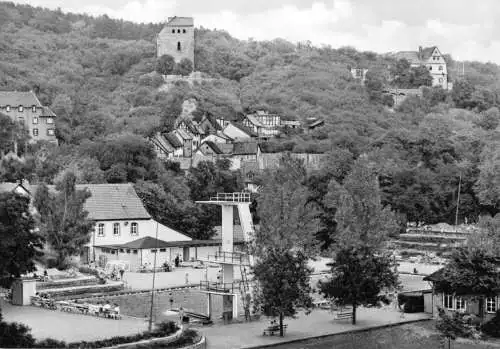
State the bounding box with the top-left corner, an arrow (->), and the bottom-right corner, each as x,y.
392,46 -> 450,89
0,91 -> 57,144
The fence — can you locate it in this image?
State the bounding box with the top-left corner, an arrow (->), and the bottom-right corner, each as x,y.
209,192 -> 251,202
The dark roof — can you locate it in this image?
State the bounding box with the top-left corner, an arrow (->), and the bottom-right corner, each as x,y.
230,122 -> 258,137
0,91 -> 42,107
98,237 -> 240,249
166,17 -> 194,26
164,132 -> 183,148
200,114 -> 223,131
202,141 -> 223,155
423,268 -> 445,283
75,184 -> 151,221
216,143 -> 234,155
175,129 -> 193,140
233,142 -> 259,155
41,107 -> 56,117
121,236 -> 171,249
393,46 -> 439,64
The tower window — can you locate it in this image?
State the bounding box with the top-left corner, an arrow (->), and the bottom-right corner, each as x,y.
183,29 -> 186,33
33,128 -> 38,136
177,29 -> 180,33
177,42 -> 181,51
172,29 -> 175,33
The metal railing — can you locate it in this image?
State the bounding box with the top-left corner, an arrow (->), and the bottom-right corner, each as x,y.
209,192 -> 251,202
200,281 -> 240,293
207,251 -> 250,265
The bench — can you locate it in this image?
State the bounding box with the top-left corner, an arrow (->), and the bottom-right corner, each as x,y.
263,324 -> 288,336
334,309 -> 353,320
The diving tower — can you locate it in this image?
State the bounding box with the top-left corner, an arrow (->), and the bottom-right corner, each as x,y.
196,192 -> 255,321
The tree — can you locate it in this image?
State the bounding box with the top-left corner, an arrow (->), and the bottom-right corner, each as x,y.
155,54 -> 176,75
0,310 -> 36,348
252,247 -> 313,336
0,192 -> 44,288
33,172 -> 94,269
173,58 -> 193,76
435,308 -> 471,349
254,157 -> 320,256
318,245 -> 399,325
467,214 -> 500,256
324,157 -> 398,248
475,144 -> 500,209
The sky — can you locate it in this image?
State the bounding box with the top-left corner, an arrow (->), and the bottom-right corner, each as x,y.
14,0 -> 500,63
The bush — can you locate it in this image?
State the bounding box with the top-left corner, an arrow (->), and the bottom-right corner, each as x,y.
36,338 -> 67,348
481,309 -> 500,337
155,321 -> 178,336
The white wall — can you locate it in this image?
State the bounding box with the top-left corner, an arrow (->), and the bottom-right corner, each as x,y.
223,124 -> 252,140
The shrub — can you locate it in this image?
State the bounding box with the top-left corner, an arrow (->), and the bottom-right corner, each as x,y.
481,309 -> 500,337
36,338 -> 67,348
0,319 -> 36,348
155,321 -> 178,336
172,329 -> 199,346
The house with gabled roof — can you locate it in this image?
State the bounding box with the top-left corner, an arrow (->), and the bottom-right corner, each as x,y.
0,91 -> 57,144
230,141 -> 261,170
195,141 -> 224,159
173,128 -> 193,157
392,46 -> 449,89
243,111 -> 281,139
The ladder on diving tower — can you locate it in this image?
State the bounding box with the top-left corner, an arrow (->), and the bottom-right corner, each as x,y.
239,264 -> 252,321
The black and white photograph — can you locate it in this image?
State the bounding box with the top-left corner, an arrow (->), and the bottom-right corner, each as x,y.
0,1 -> 500,348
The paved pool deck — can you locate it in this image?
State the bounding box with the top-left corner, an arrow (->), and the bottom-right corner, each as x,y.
198,307 -> 431,349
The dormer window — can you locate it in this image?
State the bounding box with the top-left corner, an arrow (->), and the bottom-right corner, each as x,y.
18,106 -> 23,112
5,105 -> 10,112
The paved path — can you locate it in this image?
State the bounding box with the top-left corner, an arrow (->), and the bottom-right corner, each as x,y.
1,299 -> 148,342
198,307 -> 431,349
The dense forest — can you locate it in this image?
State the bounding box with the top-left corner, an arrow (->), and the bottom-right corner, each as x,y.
0,1 -> 500,241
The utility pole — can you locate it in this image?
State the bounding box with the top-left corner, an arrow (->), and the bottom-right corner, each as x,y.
455,173 -> 462,227
148,221 -> 160,332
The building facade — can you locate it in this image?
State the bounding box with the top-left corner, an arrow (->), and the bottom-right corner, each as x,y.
393,46 -> 449,89
0,91 -> 57,144
156,16 -> 195,65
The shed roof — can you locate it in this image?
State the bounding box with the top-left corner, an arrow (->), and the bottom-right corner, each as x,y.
0,91 -> 42,107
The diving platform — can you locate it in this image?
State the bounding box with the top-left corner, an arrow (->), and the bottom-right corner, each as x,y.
199,251 -> 251,266
196,192 -> 251,205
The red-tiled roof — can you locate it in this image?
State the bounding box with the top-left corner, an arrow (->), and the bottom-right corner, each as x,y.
164,132 -> 183,148
75,184 -> 151,221
0,91 -> 42,107
166,17 -> 194,26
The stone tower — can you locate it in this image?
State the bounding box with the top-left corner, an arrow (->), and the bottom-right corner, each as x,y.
157,16 -> 194,65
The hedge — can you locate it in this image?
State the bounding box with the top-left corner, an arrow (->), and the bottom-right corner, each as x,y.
34,321 -> 180,348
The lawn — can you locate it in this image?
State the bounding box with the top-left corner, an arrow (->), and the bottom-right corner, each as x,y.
268,321 -> 500,349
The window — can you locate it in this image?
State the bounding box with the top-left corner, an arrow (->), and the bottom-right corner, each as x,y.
159,248 -> 166,252
133,249 -> 138,254
126,249 -> 131,254
439,66 -> 443,71
33,117 -> 38,124
439,78 -> 444,83
47,129 -> 54,136
5,105 -> 10,112
183,29 -> 186,33
487,297 -> 497,313
33,128 -> 38,137
429,66 -> 432,70
444,294 -> 454,310
119,249 -> 124,253
172,29 -> 175,33
177,29 -> 180,33
177,42 -> 181,51
130,222 -> 138,235
32,106 -> 37,113
113,223 -> 120,236
98,223 -> 105,236
111,250 -> 116,254
151,249 -> 157,253
18,106 -> 23,112
455,297 -> 466,311
47,117 -> 54,124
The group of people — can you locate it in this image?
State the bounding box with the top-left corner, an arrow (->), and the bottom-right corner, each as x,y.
88,301 -> 121,319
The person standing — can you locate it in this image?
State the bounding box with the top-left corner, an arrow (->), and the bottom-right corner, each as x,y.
119,268 -> 125,280
175,255 -> 180,268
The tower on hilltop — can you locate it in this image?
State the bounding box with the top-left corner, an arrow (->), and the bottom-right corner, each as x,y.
157,16 -> 194,66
